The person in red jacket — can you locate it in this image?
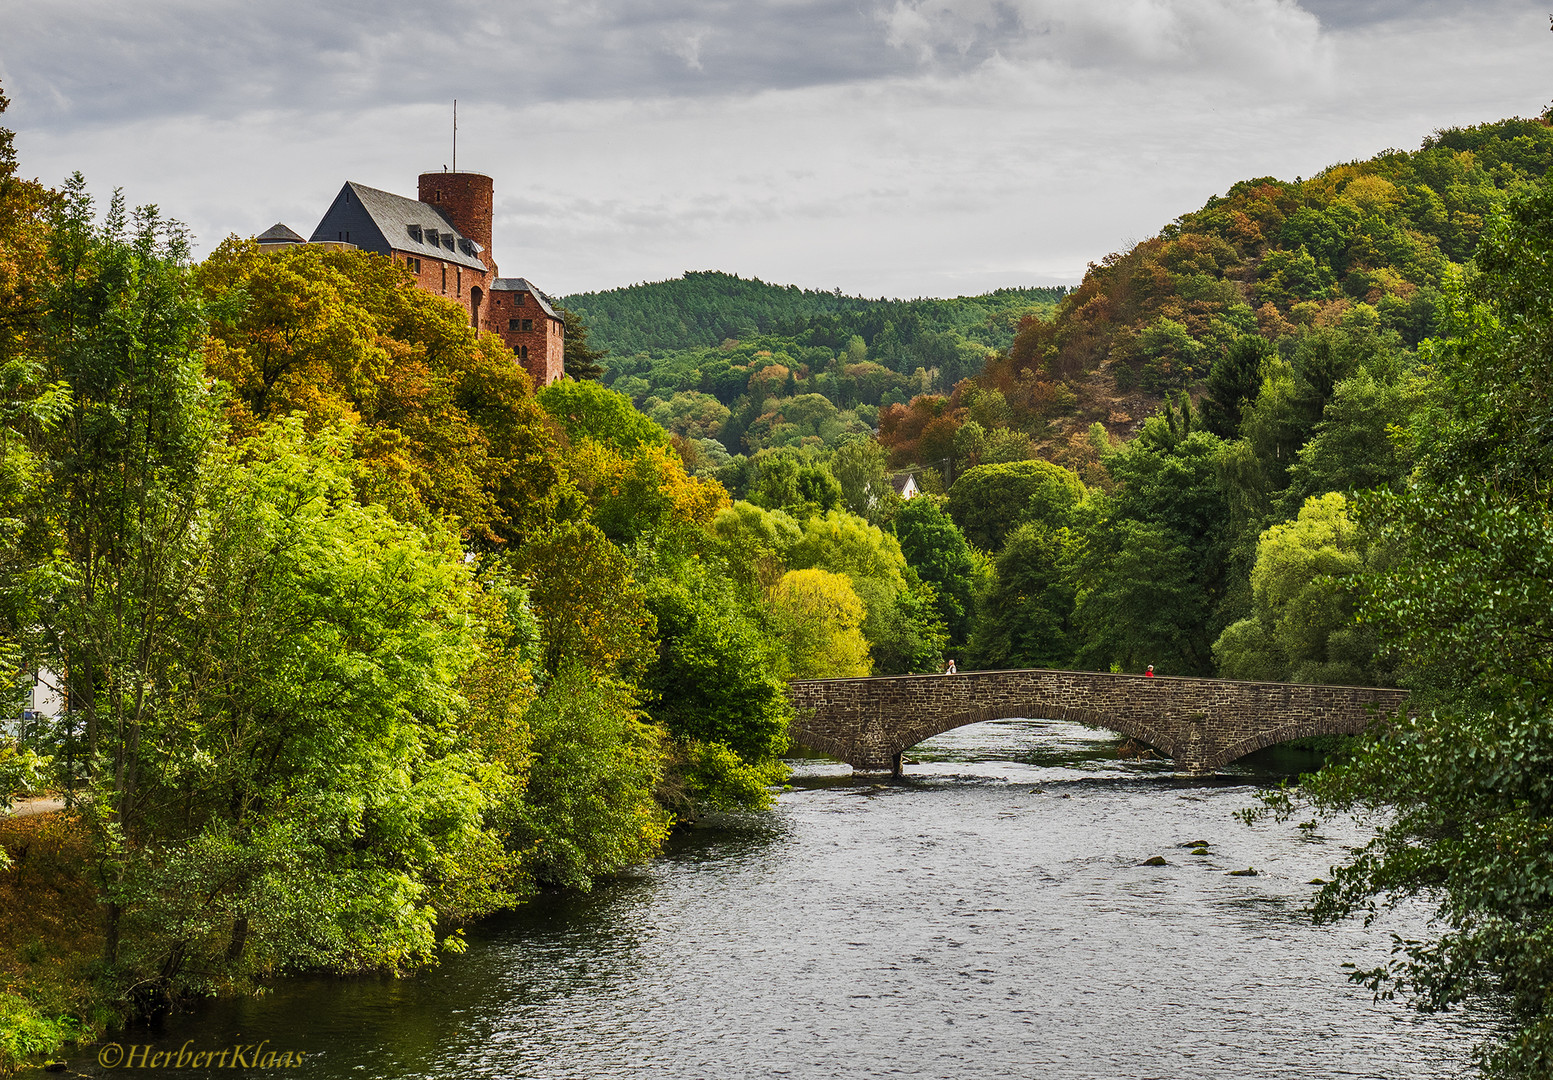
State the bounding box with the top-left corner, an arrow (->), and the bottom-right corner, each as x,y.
1144,664 -> 1155,677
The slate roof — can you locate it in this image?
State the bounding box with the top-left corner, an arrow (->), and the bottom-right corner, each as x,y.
256,222 -> 305,243
491,277 -> 562,320
311,182 -> 487,272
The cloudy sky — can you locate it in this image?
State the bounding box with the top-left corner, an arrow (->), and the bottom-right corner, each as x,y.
0,1 -> 1548,297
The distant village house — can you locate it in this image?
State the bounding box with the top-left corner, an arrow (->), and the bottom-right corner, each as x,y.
257,171 -> 564,387
890,471 -> 921,500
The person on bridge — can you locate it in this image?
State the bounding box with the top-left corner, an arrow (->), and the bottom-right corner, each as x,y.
1145,665 -> 1155,677
944,659 -> 958,675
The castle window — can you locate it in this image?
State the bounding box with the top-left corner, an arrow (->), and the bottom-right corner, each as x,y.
441,264 -> 447,294
408,225 -> 422,243
519,346 -> 528,360
425,228 -> 438,246
508,318 -> 521,332
514,294 -> 525,307
522,319 -> 533,331
443,234 -> 454,250
405,257 -> 421,273
456,267 -> 462,296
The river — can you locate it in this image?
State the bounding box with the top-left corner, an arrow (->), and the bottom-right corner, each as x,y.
47,717 -> 1492,1079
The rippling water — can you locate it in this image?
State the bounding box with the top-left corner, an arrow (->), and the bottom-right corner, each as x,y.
47,719 -> 1493,1079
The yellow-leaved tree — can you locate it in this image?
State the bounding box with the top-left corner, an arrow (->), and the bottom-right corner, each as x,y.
769,568 -> 870,678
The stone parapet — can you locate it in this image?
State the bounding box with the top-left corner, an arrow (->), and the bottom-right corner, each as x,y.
787,669 -> 1410,774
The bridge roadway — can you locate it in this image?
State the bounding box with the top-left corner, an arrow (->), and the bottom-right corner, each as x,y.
786,667 -> 1409,774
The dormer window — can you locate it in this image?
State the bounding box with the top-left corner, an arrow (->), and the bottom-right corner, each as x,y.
425,228 -> 439,246
408,224 -> 422,243
442,234 -> 454,251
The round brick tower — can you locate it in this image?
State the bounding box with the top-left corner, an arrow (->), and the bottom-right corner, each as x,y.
418,171 -> 495,272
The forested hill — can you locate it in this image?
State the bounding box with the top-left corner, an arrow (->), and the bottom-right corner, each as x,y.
556,117 -> 1553,472
964,116 -> 1553,446
560,271 -> 1068,356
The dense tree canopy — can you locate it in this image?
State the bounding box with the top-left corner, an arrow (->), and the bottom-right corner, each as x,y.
894,496 -> 978,647
1238,168 -> 1553,1076
966,522 -> 1076,671
945,459 -> 1086,552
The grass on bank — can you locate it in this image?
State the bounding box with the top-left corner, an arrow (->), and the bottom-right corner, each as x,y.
0,811 -> 112,1073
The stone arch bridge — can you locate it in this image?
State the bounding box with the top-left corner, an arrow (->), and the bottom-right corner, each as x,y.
787,668 -> 1408,774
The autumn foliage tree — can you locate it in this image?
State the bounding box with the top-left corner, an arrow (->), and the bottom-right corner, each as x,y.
196,239 -> 572,546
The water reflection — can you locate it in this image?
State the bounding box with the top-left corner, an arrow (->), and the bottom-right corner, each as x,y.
41,717 -> 1488,1080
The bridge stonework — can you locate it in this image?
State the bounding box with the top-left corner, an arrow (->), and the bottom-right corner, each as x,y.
786,669 -> 1409,774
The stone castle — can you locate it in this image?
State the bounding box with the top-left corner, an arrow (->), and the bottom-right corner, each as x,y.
257,171 -> 564,387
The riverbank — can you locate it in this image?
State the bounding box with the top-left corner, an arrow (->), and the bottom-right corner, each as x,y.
0,810 -> 110,1073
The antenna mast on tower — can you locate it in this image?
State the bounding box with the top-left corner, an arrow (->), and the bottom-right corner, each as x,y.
453,99 -> 458,173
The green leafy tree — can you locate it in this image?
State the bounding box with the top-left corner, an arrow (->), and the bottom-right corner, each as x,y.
1254,244 -> 1335,306
780,508 -> 951,674
29,181 -> 225,971
828,437 -> 893,524
40,416 -> 510,1000
515,519 -> 656,678
709,500 -> 801,594
862,581 -> 948,675
1260,174 -> 1553,1075
635,543 -> 790,811
787,509 -> 909,592
1070,414 -> 1234,675
894,496 -> 977,646
748,452 -> 842,519
1071,517 -> 1208,674
945,459 -> 1086,552
536,378 -> 669,454
1278,367 -> 1421,515
515,663 -> 670,890
1212,493 -> 1385,684
1200,334 -> 1269,439
966,521 -> 1076,670
1239,356 -> 1310,497
558,306 -> 606,380
1136,316 -> 1206,390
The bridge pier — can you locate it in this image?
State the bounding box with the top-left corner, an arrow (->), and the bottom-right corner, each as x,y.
1176,713 -> 1209,774
787,669 -> 1409,775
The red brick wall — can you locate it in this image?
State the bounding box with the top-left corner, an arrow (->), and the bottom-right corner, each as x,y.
417,173 -> 495,273
532,316 -> 564,385
393,249 -> 489,328
491,289 -> 563,385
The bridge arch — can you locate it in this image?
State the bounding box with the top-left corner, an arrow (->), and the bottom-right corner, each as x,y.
890,702 -> 1183,764
1200,717 -> 1381,772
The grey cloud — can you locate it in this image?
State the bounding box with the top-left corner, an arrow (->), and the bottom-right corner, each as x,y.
1296,0 -> 1514,28
881,0 -> 1332,84
0,0 -> 919,130
1,0 -> 1418,133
